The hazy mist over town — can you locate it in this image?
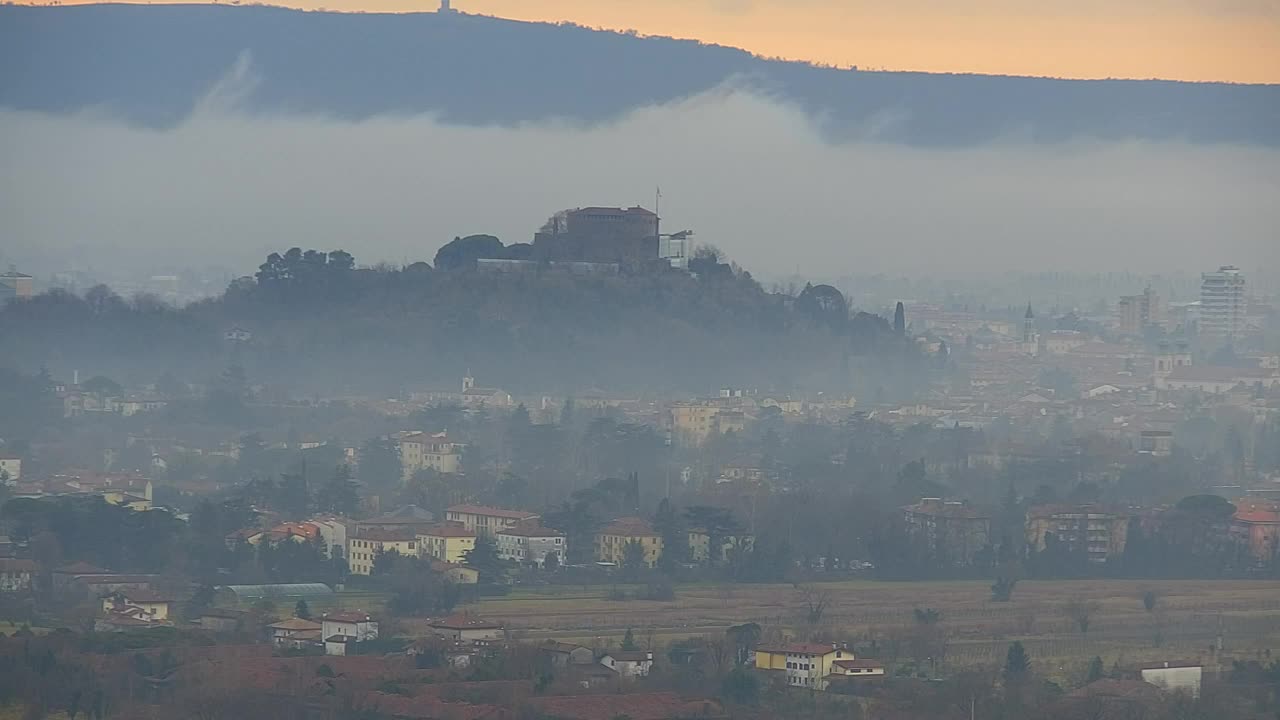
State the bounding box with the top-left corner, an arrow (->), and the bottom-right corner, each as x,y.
1,3 -> 1279,720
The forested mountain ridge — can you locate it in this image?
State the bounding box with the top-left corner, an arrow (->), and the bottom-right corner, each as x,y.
1,4 -> 1277,146
0,248 -> 914,396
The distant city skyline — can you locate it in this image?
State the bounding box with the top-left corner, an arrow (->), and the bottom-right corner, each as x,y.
37,0 -> 1280,84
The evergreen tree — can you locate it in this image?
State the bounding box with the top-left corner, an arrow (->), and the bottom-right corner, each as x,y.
1004,641 -> 1030,684
621,628 -> 639,651
894,301 -> 906,335
463,534 -> 505,581
1086,655 -> 1104,684
295,599 -> 311,620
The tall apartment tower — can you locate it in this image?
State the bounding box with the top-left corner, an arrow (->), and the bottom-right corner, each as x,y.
1199,266 -> 1246,344
1118,287 -> 1163,336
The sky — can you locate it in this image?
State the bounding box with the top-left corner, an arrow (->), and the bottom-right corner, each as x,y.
3,84 -> 1277,280
48,0 -> 1280,83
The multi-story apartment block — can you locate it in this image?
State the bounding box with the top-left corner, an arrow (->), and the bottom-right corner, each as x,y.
595,517 -> 663,568
444,504 -> 540,538
901,498 -> 991,566
496,522 -> 567,568
1025,504 -> 1130,564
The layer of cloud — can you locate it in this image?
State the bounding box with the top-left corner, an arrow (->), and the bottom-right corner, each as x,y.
1,83 -> 1277,281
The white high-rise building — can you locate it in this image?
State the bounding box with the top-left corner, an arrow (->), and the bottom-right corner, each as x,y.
1199,266 -> 1246,343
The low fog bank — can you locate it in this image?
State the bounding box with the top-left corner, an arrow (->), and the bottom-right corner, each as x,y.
2,86 -> 1277,280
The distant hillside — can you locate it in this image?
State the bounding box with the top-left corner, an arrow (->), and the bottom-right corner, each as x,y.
2,4 -> 1277,146
0,248 -> 917,397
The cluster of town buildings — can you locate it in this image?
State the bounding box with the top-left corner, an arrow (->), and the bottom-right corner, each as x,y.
900,493 -> 1280,568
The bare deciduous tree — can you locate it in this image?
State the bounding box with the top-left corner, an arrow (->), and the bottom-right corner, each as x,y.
1063,598 -> 1102,635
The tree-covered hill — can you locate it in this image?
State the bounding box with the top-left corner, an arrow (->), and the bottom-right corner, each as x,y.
0,248 -> 914,396
1,4 -> 1276,147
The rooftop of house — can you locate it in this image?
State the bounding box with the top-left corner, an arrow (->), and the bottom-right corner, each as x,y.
324,610 -> 376,624
757,642 -> 843,656
599,517 -> 658,537
542,641 -> 589,653
902,499 -> 990,520
268,617 -> 324,631
832,659 -> 884,670
1138,660 -> 1203,671
603,650 -> 653,662
0,559 -> 37,573
353,527 -> 417,542
54,561 -> 111,575
113,589 -> 177,604
446,504 -> 539,520
419,523 -> 477,538
497,521 -> 564,538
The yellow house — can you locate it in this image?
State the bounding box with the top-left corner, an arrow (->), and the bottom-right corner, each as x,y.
346,528 -> 419,575
417,523 -> 477,564
595,517 -> 663,568
669,403 -> 721,446
754,643 -> 854,691
398,432 -> 464,482
102,589 -> 174,621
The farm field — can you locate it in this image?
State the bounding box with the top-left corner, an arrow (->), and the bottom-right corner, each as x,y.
438,578 -> 1280,677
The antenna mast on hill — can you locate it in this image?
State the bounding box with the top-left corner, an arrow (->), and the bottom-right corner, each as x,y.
654,186 -> 662,239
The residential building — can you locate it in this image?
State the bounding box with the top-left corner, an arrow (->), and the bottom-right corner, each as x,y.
901,498 -> 991,566
0,456 -> 20,483
399,432 -> 464,481
268,617 -> 324,648
687,530 -> 754,565
309,516 -> 350,559
321,611 -> 378,656
599,650 -> 654,679
827,659 -> 887,680
1118,287 -> 1164,336
346,528 -> 418,576
669,402 -> 731,446
1138,430 -> 1173,457
496,522 -> 566,568
541,641 -> 595,668
754,642 -> 855,691
595,517 -> 663,568
1231,500 -> 1280,564
445,504 -> 540,538
1025,504 -> 1130,563
430,560 -> 479,585
427,614 -> 504,642
1200,266 -> 1246,344
0,559 -> 36,593
417,523 -> 477,564
0,267 -> 33,301
101,589 -> 175,621
356,505 -> 436,535
1140,661 -> 1203,698
193,608 -> 251,633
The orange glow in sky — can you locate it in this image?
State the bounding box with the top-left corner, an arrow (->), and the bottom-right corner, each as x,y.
51,0 -> 1280,83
